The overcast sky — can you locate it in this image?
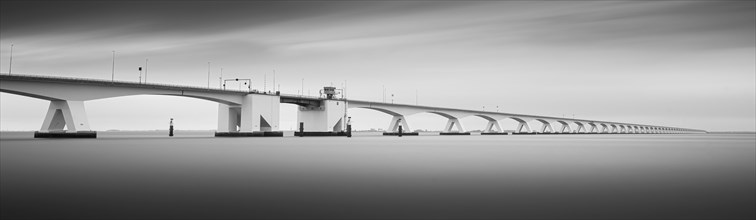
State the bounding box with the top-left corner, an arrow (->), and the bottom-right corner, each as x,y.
1,1 -> 754,132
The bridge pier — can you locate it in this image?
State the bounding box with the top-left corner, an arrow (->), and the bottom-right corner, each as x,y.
601,124 -> 610,133
481,120 -> 507,135
215,94 -> 282,137
483,120 -> 503,132
383,115 -> 418,136
35,100 -> 96,138
539,121 -> 554,133
588,123 -> 599,133
440,118 -> 469,135
559,122 -> 573,133
515,121 -> 532,134
294,99 -> 348,136
574,123 -> 586,133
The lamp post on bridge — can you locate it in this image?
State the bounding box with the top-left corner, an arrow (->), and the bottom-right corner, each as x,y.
111,51 -> 116,82
144,58 -> 148,83
8,43 -> 13,75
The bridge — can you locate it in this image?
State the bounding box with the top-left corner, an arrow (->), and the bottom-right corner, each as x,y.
0,74 -> 706,138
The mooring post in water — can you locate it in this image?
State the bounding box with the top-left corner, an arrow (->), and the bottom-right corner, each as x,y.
299,122 -> 304,137
169,118 -> 174,137
346,117 -> 352,138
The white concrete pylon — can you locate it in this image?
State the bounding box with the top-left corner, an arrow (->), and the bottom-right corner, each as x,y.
240,94 -> 280,132
601,124 -> 610,133
539,120 -> 554,133
589,123 -> 599,133
217,104 -> 241,132
443,118 -> 465,132
574,123 -> 586,133
484,120 -> 503,133
559,121 -> 572,133
611,125 -> 619,133
387,115 -> 410,132
40,100 -> 92,132
516,121 -> 532,133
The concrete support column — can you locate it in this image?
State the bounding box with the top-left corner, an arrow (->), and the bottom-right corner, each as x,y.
298,99 -> 346,132
540,122 -> 554,133
484,120 -> 502,133
217,104 -> 241,132
589,124 -> 598,133
560,122 -> 572,133
601,124 -> 609,133
387,115 -> 409,132
40,100 -> 92,132
240,94 -> 280,132
575,123 -> 586,133
443,118 -> 465,133
516,121 -> 532,133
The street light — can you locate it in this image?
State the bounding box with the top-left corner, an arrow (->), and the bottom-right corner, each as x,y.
111,51 -> 116,82
8,44 -> 13,75
144,58 -> 148,83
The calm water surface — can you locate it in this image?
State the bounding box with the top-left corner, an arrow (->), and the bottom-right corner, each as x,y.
1,132 -> 754,220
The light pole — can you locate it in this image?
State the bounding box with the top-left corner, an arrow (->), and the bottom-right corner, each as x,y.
8,44 -> 13,75
272,69 -> 276,92
111,51 -> 116,82
207,62 -> 211,88
219,67 -> 223,89
383,85 -> 386,103
144,58 -> 148,83
301,78 -> 304,97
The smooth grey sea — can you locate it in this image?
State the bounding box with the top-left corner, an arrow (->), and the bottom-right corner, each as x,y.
1,132 -> 754,220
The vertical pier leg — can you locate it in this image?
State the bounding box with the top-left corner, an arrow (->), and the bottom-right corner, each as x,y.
516,121 -> 532,133
387,115 -> 409,132
36,100 -> 96,138
484,120 -> 503,133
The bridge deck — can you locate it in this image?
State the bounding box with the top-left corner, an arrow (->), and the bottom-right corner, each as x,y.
1,73 -> 703,132
1,73 -> 254,95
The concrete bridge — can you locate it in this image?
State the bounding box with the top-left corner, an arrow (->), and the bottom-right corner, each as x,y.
0,74 -> 706,137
